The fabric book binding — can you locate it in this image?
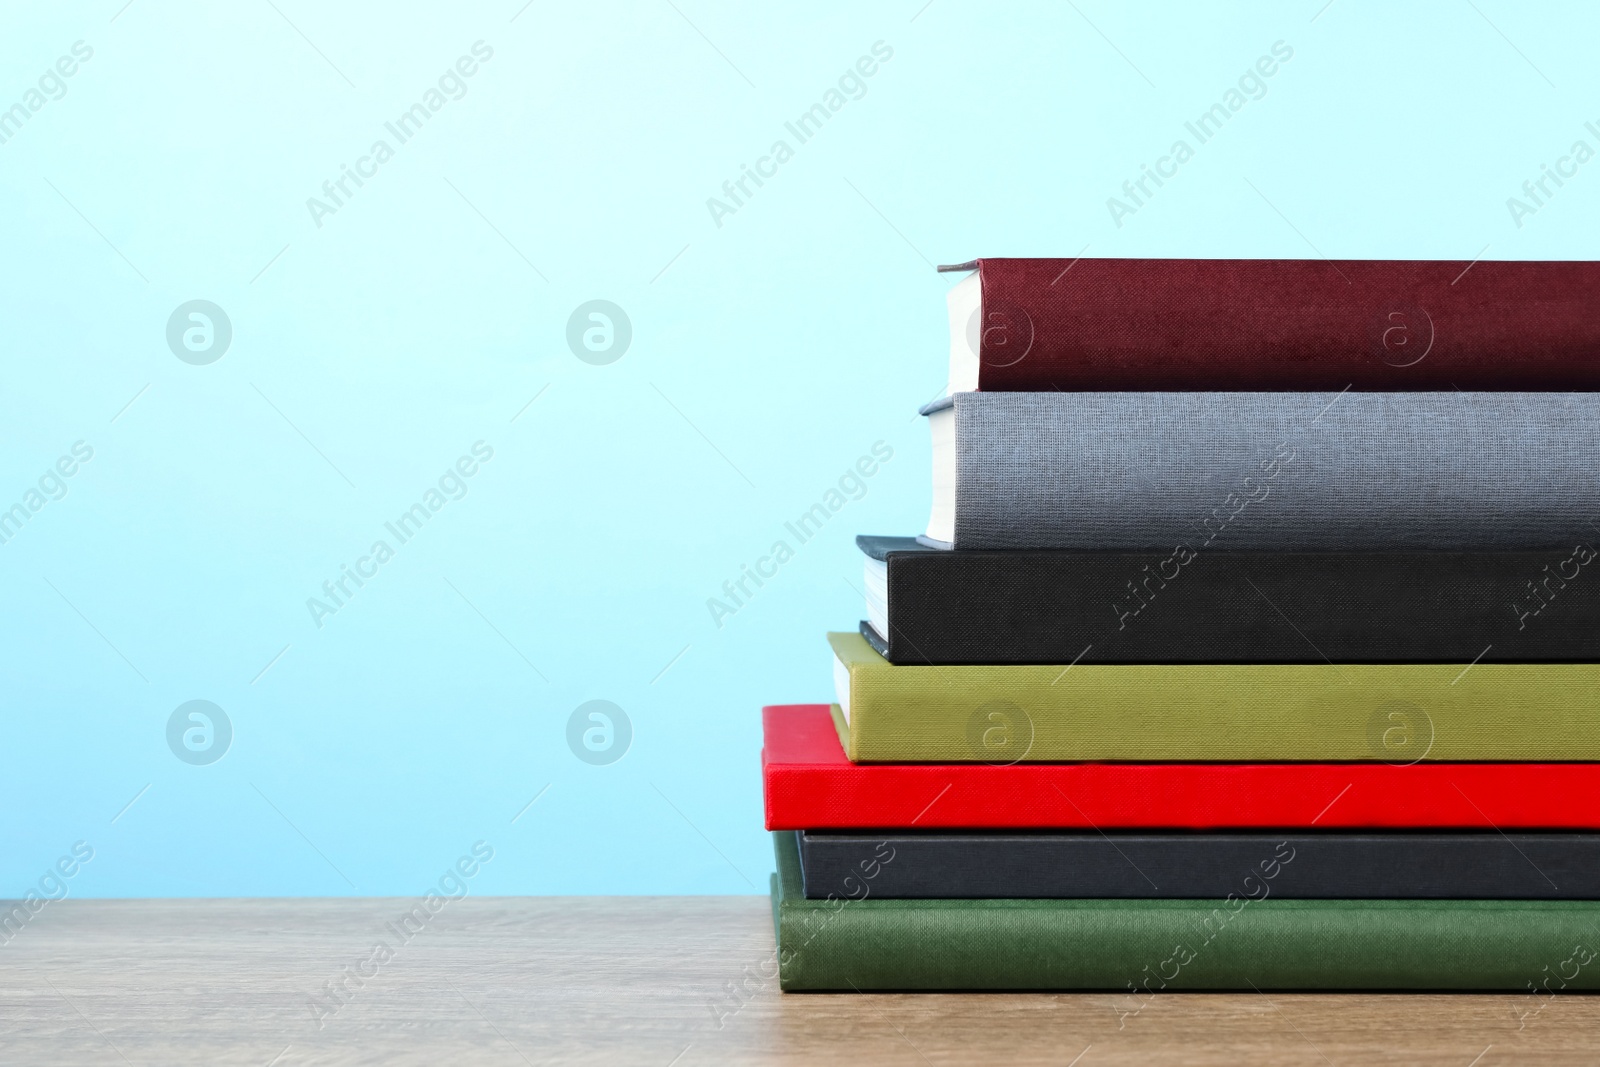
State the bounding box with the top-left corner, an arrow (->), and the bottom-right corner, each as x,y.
797,829 -> 1600,900
857,535 -> 1600,665
762,704 -> 1600,829
770,832 -> 1600,992
828,631 -> 1600,762
945,257 -> 1600,392
923,390 -> 1600,551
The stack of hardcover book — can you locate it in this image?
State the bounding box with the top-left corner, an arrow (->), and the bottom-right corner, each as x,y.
764,256 -> 1600,992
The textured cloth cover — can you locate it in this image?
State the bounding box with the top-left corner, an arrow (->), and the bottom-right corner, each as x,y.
762,705 -> 1600,829
828,632 -> 1600,762
796,829 -> 1600,900
770,831 -> 1600,991
858,536 -> 1600,664
969,257 -> 1600,391
944,390 -> 1600,551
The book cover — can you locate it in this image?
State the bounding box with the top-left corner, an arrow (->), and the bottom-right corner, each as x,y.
797,829 -> 1600,900
770,831 -> 1600,992
828,631 -> 1600,762
858,535 -> 1600,665
952,257 -> 1600,392
762,705 -> 1600,829
928,390 -> 1600,551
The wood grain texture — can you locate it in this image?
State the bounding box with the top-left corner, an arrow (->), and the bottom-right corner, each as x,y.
0,895 -> 1594,1065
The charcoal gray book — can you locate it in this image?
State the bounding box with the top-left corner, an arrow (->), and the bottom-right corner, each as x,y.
921,391 -> 1600,550
797,830 -> 1600,900
857,535 -> 1600,664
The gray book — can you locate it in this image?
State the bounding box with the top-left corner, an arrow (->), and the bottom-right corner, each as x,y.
922,391 -> 1600,550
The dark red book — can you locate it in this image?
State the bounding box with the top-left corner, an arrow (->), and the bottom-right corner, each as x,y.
943,257 -> 1600,391
763,704 -> 1600,830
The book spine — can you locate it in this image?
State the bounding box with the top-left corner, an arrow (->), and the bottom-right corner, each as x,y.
972,257 -> 1600,391
797,831 -> 1600,899
828,632 -> 1600,762
763,708 -> 1600,829
951,391 -> 1600,552
766,761 -> 1600,830
879,547 -> 1600,664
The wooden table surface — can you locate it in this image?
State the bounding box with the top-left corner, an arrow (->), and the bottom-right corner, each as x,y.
1,895 -> 1595,1065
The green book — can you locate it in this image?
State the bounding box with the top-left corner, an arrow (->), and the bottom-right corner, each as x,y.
828,631 -> 1600,761
769,832 -> 1600,992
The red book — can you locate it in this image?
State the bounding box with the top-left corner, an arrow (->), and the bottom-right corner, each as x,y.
944,257 -> 1600,391
763,704 -> 1600,830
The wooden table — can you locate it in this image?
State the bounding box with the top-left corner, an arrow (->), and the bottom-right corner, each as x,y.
1,896 -> 1594,1064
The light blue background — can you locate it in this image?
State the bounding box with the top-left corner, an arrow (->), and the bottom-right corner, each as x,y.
2,1 -> 1597,897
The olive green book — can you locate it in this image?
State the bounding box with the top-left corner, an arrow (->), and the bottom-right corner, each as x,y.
769,831 -> 1600,991
827,631 -> 1600,762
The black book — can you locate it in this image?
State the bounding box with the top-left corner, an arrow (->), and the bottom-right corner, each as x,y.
797,830 -> 1600,900
857,534 -> 1600,664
